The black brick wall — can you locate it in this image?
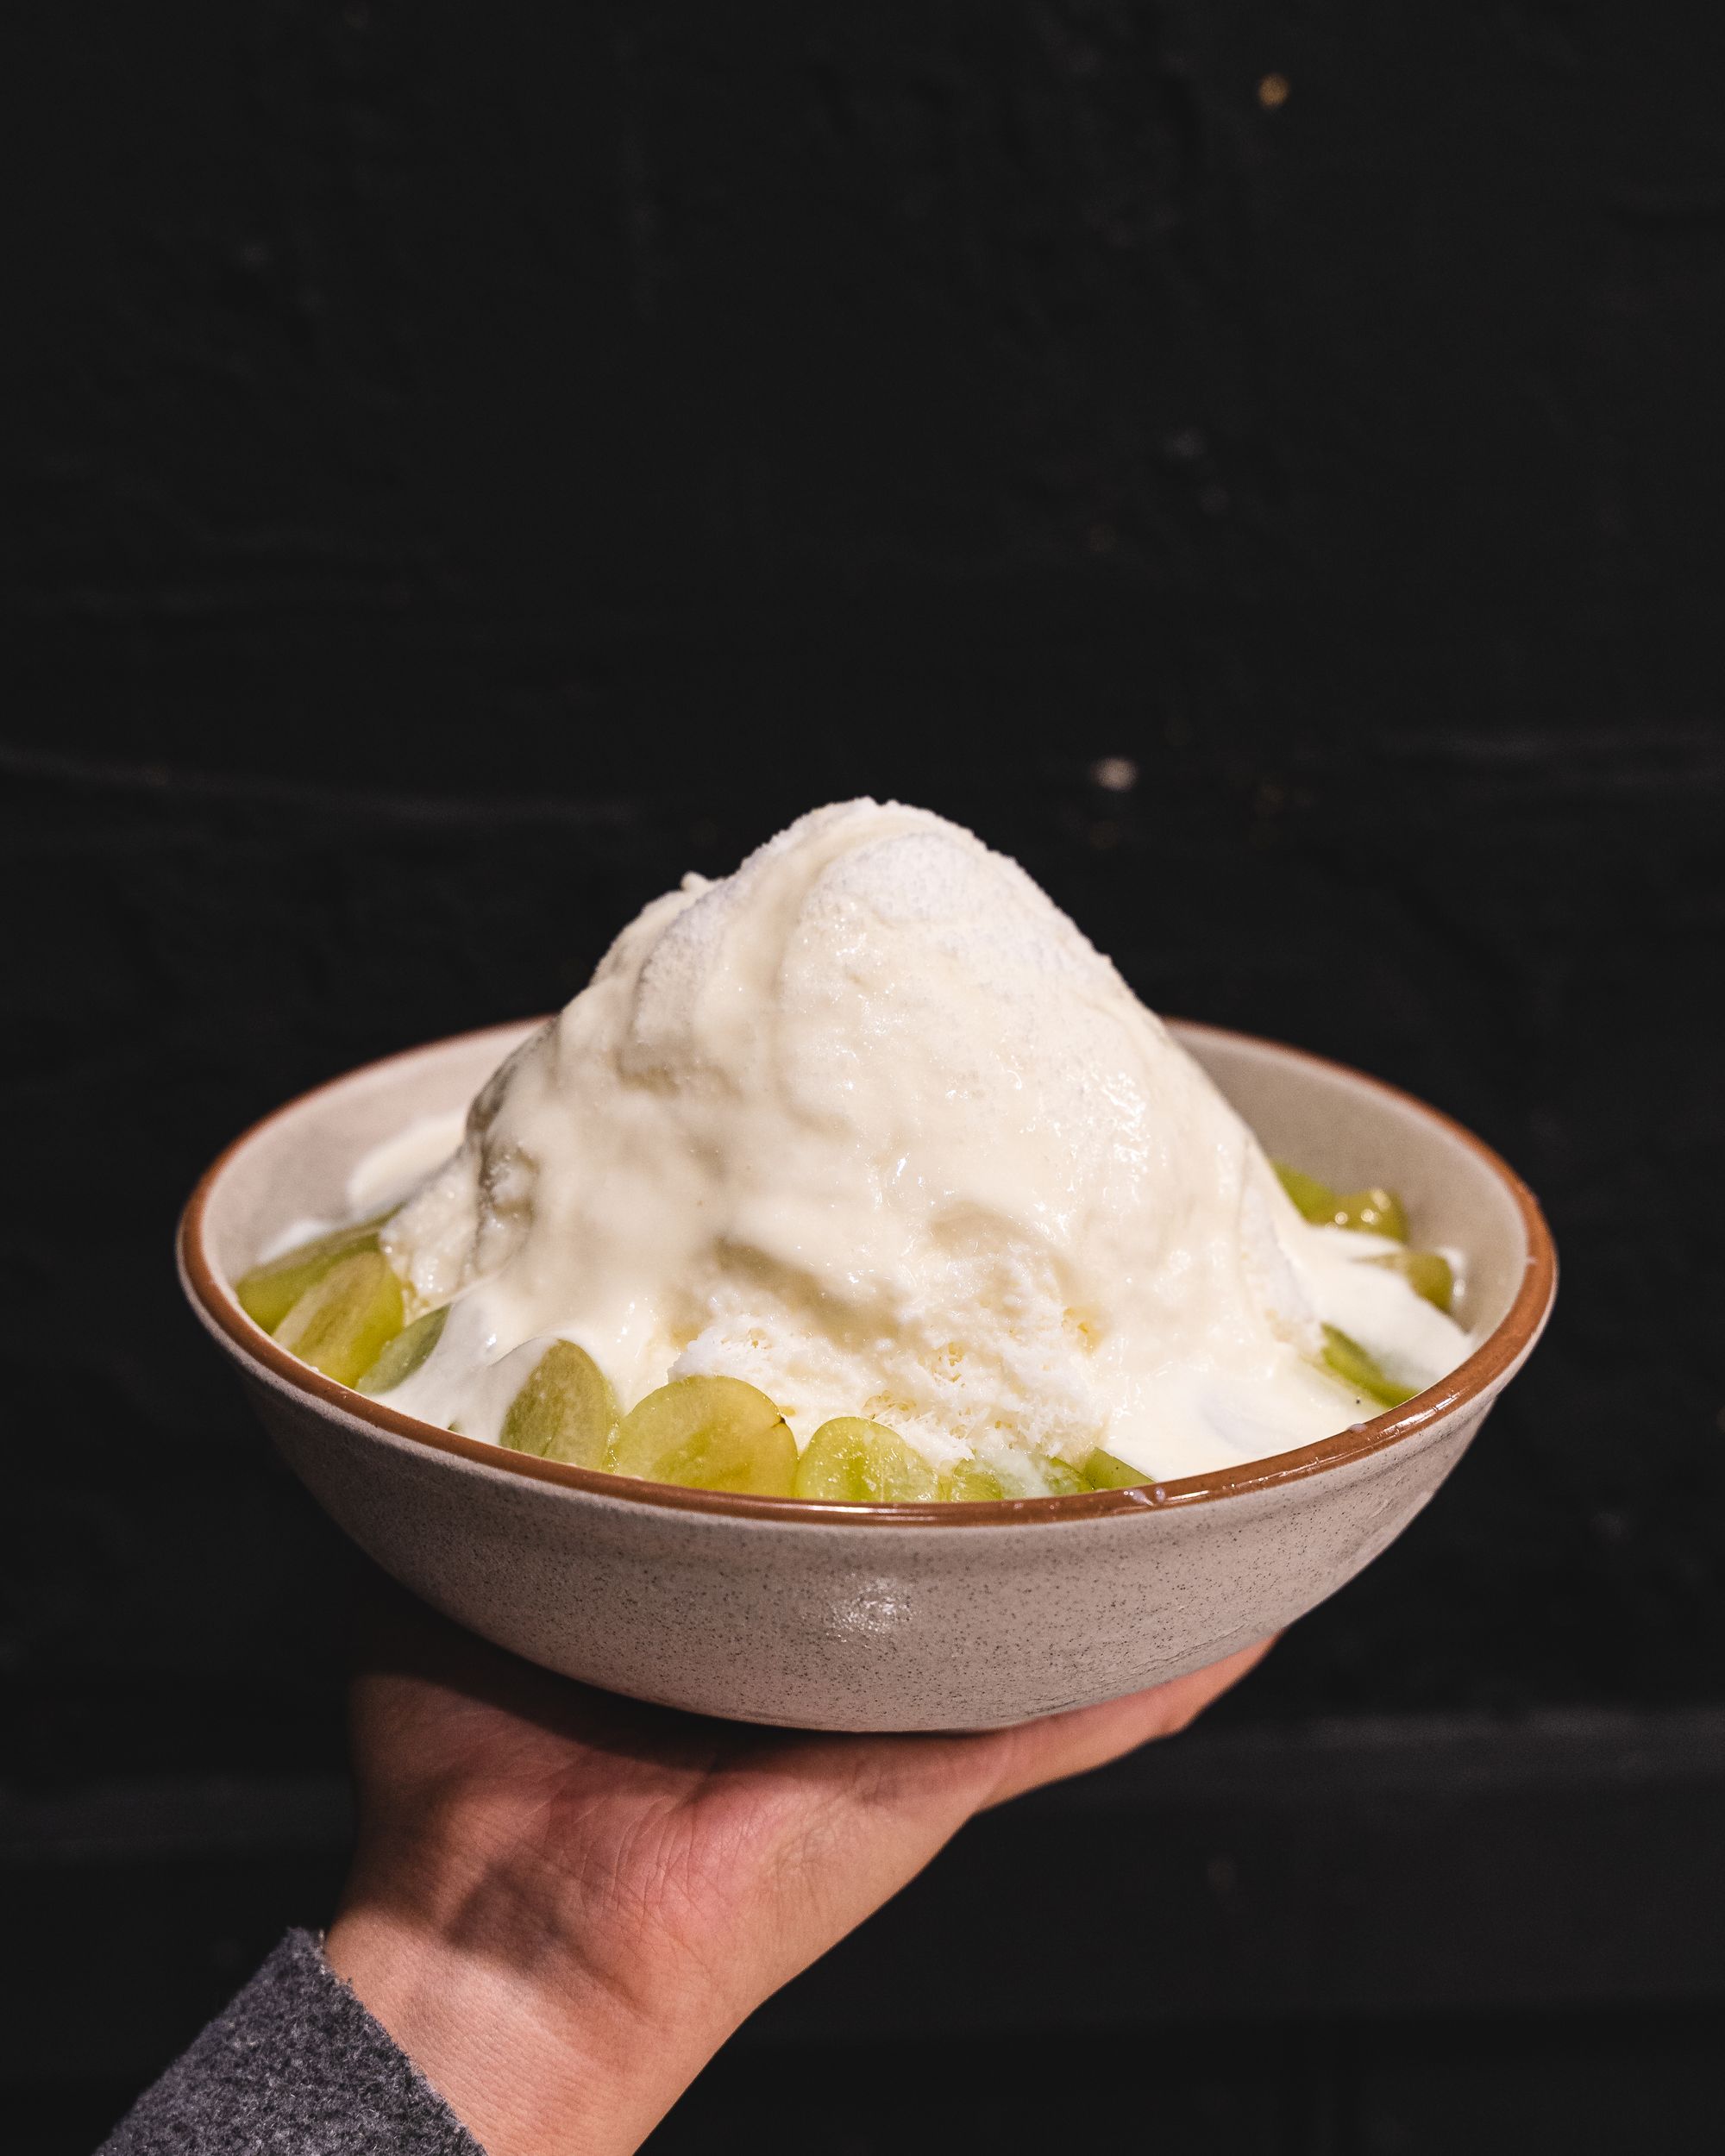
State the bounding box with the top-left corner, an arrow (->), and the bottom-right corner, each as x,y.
4,5 -> 1722,2148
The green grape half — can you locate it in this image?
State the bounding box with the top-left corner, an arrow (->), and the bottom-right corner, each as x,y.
1274,1161 -> 1340,1224
356,1306 -> 448,1395
1082,1448 -> 1155,1490
500,1341 -> 618,1468
1320,1324 -> 1417,1410
937,1459 -> 1008,1501
235,1213 -> 390,1332
1369,1247 -> 1454,1313
1274,1163 -> 1411,1242
1040,1458 -> 1088,1496
794,1418 -> 939,1502
1330,1187 -> 1410,1241
274,1249 -> 405,1388
979,1457 -> 1088,1499
607,1376 -> 796,1496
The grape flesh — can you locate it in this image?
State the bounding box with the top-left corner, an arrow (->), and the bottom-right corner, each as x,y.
794,1418 -> 939,1502
499,1341 -> 618,1467
972,1457 -> 1088,1498
938,1455 -> 1118,1500
1371,1248 -> 1454,1313
1082,1448 -> 1155,1490
1320,1324 -> 1416,1409
356,1306 -> 448,1395
937,1459 -> 1008,1501
1331,1187 -> 1409,1241
273,1250 -> 405,1388
1038,1458 -> 1088,1496
235,1214 -> 388,1333
607,1376 -> 797,1495
1274,1162 -> 1339,1224
1274,1163 -> 1410,1241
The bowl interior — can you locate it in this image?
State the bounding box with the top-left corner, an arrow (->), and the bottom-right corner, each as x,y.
200,1023 -> 536,1288
1182,1024 -> 1528,1337
198,1017 -> 1533,1353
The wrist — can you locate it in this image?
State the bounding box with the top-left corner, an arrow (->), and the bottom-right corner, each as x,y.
325,1889 -> 722,2156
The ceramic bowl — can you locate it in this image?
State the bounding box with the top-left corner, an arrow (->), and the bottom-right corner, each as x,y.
179,1019 -> 1555,1732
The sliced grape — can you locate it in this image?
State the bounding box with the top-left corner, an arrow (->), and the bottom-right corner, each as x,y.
607,1376 -> 796,1495
978,1457 -> 1085,1498
1331,1186 -> 1409,1240
1275,1164 -> 1411,1241
1082,1448 -> 1155,1490
499,1341 -> 618,1467
938,1459 -> 1008,1501
1320,1324 -> 1416,1409
1274,1161 -> 1340,1224
1040,1458 -> 1088,1496
794,1417 -> 939,1502
356,1306 -> 449,1395
235,1213 -> 389,1333
274,1249 -> 405,1388
1370,1248 -> 1454,1313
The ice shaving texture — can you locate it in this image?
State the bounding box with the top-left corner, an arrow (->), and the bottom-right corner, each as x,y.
382,801 -> 1468,1480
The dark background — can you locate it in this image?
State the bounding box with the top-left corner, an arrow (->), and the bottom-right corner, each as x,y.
4,3 -> 1723,2149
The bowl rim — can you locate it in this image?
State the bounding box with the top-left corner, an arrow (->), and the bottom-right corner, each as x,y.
179,1017 -> 1557,1528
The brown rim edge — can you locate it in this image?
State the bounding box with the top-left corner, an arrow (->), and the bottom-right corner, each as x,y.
178,1017 -> 1558,1529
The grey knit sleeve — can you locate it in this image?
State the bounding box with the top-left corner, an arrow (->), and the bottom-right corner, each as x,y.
97,1929 -> 485,2155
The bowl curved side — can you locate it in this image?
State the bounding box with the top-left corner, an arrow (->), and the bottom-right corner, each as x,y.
233,1357 -> 1493,1730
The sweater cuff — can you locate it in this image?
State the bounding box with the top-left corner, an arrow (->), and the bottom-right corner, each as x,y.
98,1928 -> 485,2155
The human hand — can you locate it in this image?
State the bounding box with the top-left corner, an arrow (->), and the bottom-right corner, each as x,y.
326,1587 -> 1270,2156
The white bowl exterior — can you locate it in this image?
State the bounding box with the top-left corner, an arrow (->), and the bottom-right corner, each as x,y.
234,1358 -> 1486,1730
185,1019 -> 1540,1731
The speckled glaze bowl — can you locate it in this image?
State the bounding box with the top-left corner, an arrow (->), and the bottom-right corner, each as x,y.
179,1019 -> 1555,1732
